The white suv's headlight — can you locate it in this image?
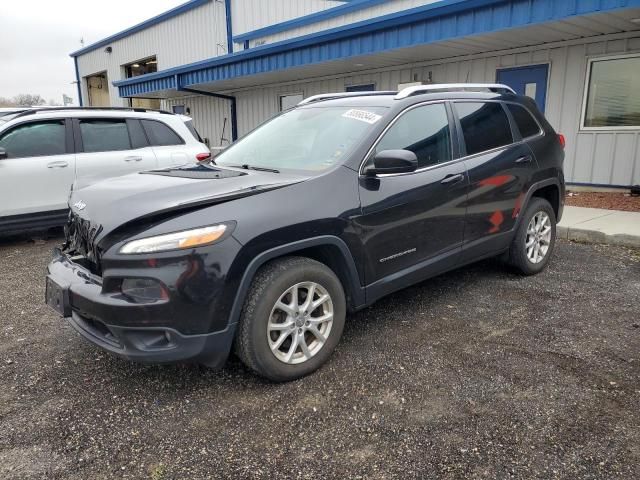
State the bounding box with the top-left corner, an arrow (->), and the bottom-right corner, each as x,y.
119,225 -> 228,254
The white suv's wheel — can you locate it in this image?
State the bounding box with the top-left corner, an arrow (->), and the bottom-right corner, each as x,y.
235,257 -> 346,382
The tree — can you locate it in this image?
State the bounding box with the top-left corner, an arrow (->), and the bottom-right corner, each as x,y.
12,94 -> 46,107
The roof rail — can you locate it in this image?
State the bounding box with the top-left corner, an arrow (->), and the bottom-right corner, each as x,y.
395,83 -> 516,100
11,106 -> 174,120
298,91 -> 397,106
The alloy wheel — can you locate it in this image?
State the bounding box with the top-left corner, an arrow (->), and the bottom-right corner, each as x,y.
267,282 -> 334,365
525,211 -> 552,264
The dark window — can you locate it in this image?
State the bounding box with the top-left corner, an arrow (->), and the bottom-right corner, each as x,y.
172,105 -> 186,114
126,119 -> 148,149
456,102 -> 513,156
141,120 -> 184,146
375,103 -> 452,169
346,84 -> 375,92
183,119 -> 203,143
79,119 -> 131,153
507,104 -> 541,138
0,121 -> 66,158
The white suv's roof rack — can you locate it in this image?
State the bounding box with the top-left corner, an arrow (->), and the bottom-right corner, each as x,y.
395,83 -> 516,99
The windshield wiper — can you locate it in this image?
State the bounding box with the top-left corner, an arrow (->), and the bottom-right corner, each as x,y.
226,164 -> 280,174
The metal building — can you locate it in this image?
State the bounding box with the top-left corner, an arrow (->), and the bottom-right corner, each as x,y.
71,0 -> 640,188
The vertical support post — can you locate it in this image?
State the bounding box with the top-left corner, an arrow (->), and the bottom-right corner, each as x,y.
224,0 -> 234,54
74,57 -> 83,106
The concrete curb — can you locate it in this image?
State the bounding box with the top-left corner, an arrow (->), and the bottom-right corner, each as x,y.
558,206 -> 640,249
557,226 -> 640,248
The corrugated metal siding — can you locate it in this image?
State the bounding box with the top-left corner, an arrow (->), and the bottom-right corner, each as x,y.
76,0 -> 226,106
234,33 -> 640,186
114,0 -> 640,98
231,0 -> 338,37
248,0 -> 440,47
162,95 -> 232,149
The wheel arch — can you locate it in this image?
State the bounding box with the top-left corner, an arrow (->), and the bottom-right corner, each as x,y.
517,178 -> 563,230
228,236 -> 365,328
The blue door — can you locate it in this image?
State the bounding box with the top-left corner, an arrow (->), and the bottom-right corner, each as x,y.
497,64 -> 549,112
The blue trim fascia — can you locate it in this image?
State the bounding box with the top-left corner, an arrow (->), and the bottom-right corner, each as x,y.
115,0 -> 640,96
232,0 -> 387,44
69,0 -> 210,57
224,0 -> 233,54
73,57 -> 83,106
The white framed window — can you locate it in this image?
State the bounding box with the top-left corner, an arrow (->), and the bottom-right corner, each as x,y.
581,53 -> 640,130
279,93 -> 304,111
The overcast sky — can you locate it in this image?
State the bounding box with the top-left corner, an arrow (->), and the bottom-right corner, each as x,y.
0,0 -> 184,104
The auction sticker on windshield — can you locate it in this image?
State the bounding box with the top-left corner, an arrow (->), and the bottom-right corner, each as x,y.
342,109 -> 382,124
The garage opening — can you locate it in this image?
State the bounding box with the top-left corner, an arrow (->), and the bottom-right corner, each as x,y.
124,57 -> 161,110
86,72 -> 110,107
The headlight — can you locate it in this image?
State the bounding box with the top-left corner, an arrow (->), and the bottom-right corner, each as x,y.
119,224 -> 228,254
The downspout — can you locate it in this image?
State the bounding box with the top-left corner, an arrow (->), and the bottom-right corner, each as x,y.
73,56 -> 83,106
177,79 -> 238,142
224,0 -> 234,54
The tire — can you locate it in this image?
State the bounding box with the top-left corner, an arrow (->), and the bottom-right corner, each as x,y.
234,256 -> 346,382
507,197 -> 557,275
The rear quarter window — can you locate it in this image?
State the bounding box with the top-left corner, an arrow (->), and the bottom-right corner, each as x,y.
141,120 -> 184,146
506,104 -> 542,139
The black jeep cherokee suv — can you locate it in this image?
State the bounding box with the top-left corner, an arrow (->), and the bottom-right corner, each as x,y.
46,84 -> 565,382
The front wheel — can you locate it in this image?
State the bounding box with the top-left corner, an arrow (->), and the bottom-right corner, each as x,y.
235,257 -> 346,382
507,197 -> 557,275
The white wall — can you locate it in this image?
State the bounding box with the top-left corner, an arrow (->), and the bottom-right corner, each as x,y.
162,95 -> 232,149
231,32 -> 640,186
76,0 -> 227,107
231,0 -> 341,37
242,0 -> 440,48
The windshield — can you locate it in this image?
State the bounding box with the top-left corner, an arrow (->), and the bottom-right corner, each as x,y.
215,106 -> 387,173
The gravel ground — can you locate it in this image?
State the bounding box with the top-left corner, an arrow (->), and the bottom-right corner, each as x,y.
565,191 -> 640,212
0,236 -> 639,479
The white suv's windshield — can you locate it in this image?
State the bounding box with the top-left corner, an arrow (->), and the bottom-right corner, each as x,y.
215,106 -> 388,173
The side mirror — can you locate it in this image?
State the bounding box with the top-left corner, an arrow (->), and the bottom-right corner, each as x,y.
0,148 -> 7,160
365,149 -> 418,176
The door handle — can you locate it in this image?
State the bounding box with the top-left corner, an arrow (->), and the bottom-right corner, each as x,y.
47,161 -> 69,169
515,155 -> 533,164
125,156 -> 143,162
441,173 -> 465,185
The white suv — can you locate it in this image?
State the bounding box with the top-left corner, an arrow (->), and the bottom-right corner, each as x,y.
0,107 -> 210,234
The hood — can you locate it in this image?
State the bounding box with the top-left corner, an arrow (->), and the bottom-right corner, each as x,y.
68,164 -> 306,239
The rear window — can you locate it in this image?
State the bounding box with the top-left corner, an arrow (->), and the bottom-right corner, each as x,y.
506,104 -> 541,139
141,120 -> 184,146
455,102 -> 513,156
79,119 -> 131,153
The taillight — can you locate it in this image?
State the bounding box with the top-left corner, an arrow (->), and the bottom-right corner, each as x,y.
557,134 -> 566,149
196,152 -> 211,162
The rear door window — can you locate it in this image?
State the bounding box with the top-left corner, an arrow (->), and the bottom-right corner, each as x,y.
506,104 -> 542,139
141,120 -> 184,146
374,103 -> 452,169
455,102 -> 513,156
0,120 -> 66,158
79,119 -> 131,153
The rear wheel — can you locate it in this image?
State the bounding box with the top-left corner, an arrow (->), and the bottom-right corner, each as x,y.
235,257 -> 346,382
507,197 -> 556,275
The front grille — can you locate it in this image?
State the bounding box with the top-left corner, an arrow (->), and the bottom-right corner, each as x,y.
63,212 -> 103,273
